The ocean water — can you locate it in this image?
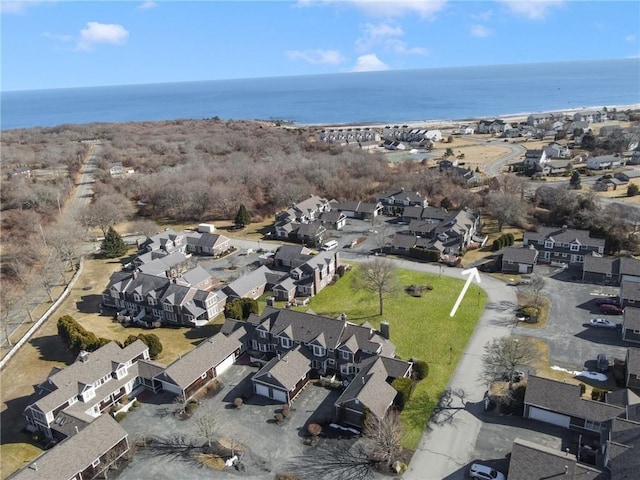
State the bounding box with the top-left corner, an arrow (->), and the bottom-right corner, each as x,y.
2,58 -> 639,130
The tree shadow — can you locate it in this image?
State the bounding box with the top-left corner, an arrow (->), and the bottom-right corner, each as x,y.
29,335 -> 76,363
183,323 -> 221,341
76,294 -> 103,313
1,393 -> 44,447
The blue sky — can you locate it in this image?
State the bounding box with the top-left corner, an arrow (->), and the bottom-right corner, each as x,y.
2,1 -> 639,91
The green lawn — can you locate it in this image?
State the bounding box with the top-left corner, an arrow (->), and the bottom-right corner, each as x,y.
282,266 -> 487,450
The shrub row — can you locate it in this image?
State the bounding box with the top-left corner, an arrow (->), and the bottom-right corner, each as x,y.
224,297 -> 259,320
492,233 -> 515,251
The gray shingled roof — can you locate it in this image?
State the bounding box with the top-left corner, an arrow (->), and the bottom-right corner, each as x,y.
274,245 -> 313,263
620,257 -> 640,277
608,418 -> 640,479
621,279 -> 640,302
33,341 -> 148,414
525,376 -> 624,423
524,227 -> 606,248
253,345 -> 311,391
502,246 -> 539,264
159,332 -> 241,389
10,415 -> 127,480
507,438 -> 600,480
627,348 -> 640,377
624,308 -> 640,332
334,356 -> 407,420
583,255 -> 617,275
224,265 -> 275,298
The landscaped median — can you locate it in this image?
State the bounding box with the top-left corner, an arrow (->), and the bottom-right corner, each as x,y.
283,266 -> 487,450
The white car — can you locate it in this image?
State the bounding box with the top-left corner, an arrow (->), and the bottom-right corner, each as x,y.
590,318 -> 617,329
469,463 -> 506,480
577,371 -> 608,382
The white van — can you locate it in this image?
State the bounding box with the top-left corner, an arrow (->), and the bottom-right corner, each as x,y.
321,240 -> 339,251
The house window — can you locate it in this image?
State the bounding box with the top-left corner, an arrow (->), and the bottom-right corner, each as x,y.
544,240 -> 554,249
92,459 -> 101,468
258,344 -> 269,352
312,345 -> 326,357
200,372 -> 207,380
575,255 -> 584,263
584,420 -> 601,431
148,297 -> 156,306
259,330 -> 267,338
163,303 -> 173,312
280,337 -> 292,348
328,358 -> 335,365
341,350 -> 351,360
570,244 -> 580,251
133,293 -> 142,302
561,253 -> 567,258
153,309 -> 162,318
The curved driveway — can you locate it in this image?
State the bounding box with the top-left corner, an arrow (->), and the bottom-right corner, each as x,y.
483,140 -> 526,177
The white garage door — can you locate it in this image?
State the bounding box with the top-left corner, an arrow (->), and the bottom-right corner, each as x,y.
528,407 -> 570,428
255,383 -> 270,398
215,354 -> 235,376
272,388 -> 287,403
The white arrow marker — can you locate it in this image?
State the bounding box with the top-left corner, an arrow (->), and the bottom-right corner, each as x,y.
449,267 -> 481,317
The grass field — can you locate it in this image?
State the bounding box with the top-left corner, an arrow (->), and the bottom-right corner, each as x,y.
288,266 -> 487,450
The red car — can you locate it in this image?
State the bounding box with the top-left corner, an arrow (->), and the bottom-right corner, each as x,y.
600,303 -> 624,315
594,297 -> 620,306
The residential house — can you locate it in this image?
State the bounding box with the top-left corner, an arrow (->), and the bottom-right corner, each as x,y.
425,130 -> 442,142
382,140 -> 406,150
622,309 -> 640,344
272,251 -> 340,300
335,355 -> 412,428
407,208 -> 481,254
295,221 -> 326,247
9,415 -> 130,480
527,112 -> 565,127
138,229 -> 231,257
240,307 -> 411,424
595,177 -> 627,191
376,187 -> 428,216
24,341 -> 152,440
273,195 -> 332,243
615,169 -> 640,181
508,438 -> 603,480
437,164 -> 482,185
524,375 -> 625,434
135,251 -> 192,278
626,348 -> 640,391
543,143 -> 571,159
587,155 -> 624,170
582,255 -> 640,285
223,265 -> 286,300
102,271 -> 226,327
252,345 -> 312,404
629,148 -> 640,166
108,162 -> 124,177
523,149 -> 548,172
7,166 -> 31,179
523,226 -> 606,267
318,210 -> 347,230
273,245 -> 314,269
455,125 -> 475,135
620,278 -> 640,308
501,246 -> 539,274
155,327 -> 245,401
541,160 -> 572,176
603,417 -> 640,476
477,119 -> 512,135
333,200 -> 383,220
574,110 -> 608,124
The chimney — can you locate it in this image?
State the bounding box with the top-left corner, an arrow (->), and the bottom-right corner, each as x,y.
380,321 -> 390,340
562,225 -> 568,231
75,425 -> 79,434
29,463 -> 37,471
78,351 -> 89,363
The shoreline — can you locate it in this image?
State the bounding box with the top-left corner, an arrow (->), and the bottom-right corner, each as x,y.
294,103 -> 640,131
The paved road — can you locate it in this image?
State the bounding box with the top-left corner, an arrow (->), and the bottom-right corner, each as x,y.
1,142 -> 100,350
483,140 -> 526,176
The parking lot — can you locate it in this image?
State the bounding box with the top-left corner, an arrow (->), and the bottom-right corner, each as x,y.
514,265 -> 628,373
117,361 -> 354,479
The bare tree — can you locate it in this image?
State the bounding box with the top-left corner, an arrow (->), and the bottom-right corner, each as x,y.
0,283 -> 24,347
195,413 -> 217,448
482,337 -> 537,390
525,274 -> 545,306
77,193 -> 133,237
354,258 -> 398,315
487,192 -> 528,232
362,410 -> 402,467
47,221 -> 85,273
286,443 -> 375,480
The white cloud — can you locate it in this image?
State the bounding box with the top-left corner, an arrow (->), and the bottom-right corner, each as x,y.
352,53 -> 389,72
286,49 -> 346,65
625,34 -> 637,43
77,22 -> 129,51
138,1 -> 158,10
43,31 -> 74,42
498,0 -> 564,20
471,24 -> 493,38
356,21 -> 426,55
1,1 -> 43,14
295,0 -> 448,18
472,9 -> 493,21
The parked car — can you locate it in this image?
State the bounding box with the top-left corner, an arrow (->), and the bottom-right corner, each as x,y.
577,371 -> 608,381
597,353 -> 609,372
600,304 -> 624,315
589,318 -> 617,329
594,297 -> 621,306
469,463 -> 506,480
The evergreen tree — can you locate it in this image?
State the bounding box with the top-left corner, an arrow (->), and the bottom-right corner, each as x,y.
101,226 -> 127,258
569,171 -> 582,190
234,204 -> 252,227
